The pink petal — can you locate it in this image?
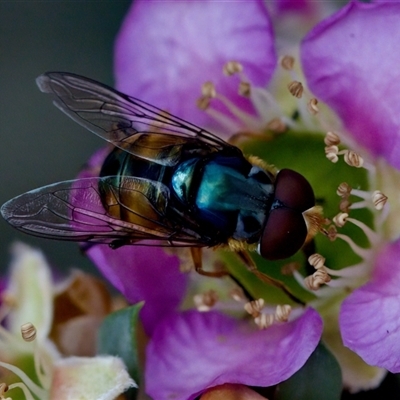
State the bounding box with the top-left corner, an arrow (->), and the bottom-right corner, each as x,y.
87,245 -> 187,336
340,240 -> 400,372
114,0 -> 276,131
301,1 -> 400,170
145,308 -> 322,400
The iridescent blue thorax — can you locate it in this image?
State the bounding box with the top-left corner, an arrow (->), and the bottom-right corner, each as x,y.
172,155 -> 274,242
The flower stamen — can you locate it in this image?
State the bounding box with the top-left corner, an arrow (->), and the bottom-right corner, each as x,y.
222,61 -> 253,97
0,361 -> 47,400
344,150 -> 364,168
280,55 -> 295,71
307,98 -> 319,115
194,290 -> 219,312
223,61 -> 243,76
372,190 -> 388,210
275,304 -> 291,322
336,183 -> 388,212
324,132 -> 366,168
201,81 -> 217,98
196,95 -> 211,111
244,298 -> 264,318
304,269 -> 332,291
244,299 -> 273,328
298,254 -> 370,296
0,383 -> 10,400
324,131 -> 341,146
308,253 -> 326,270
21,323 -> 36,343
265,117 -> 287,133
333,212 -> 348,228
337,182 -> 352,197
325,146 -> 364,168
335,233 -> 371,260
287,81 -> 304,99
230,287 -> 247,302
244,299 -> 291,328
254,313 -> 275,329
325,145 -> 339,163
238,81 -> 251,97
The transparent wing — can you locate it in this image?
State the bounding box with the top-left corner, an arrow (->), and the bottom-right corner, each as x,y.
36,72 -> 237,166
0,177 -> 204,246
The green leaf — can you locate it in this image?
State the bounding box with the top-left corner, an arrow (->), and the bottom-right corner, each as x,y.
275,342 -> 342,400
97,303 -> 143,384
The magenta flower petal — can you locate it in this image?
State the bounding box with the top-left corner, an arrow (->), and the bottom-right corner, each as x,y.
340,240 -> 400,373
114,0 -> 276,129
146,308 -> 322,400
301,1 -> 400,169
87,245 -> 186,336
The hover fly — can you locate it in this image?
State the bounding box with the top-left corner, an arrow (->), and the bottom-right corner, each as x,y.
1,72 -> 320,283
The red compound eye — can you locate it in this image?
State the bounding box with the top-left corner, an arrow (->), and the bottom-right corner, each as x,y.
259,169 -> 315,261
273,169 -> 315,211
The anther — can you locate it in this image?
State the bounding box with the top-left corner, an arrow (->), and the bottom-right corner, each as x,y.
287,81 -> 304,98
339,198 -> 351,213
326,153 -> 339,163
337,182 -> 352,197
333,212 -> 348,228
0,383 -> 8,396
304,269 -> 331,291
308,253 -> 326,270
344,150 -> 364,168
314,269 -> 332,284
255,313 -> 275,329
325,145 -> 339,163
196,95 -> 211,111
266,118 -> 287,133
372,190 -> 388,210
275,304 -> 291,322
244,298 -> 264,318
324,131 -> 341,146
307,98 -> 319,115
194,290 -> 219,312
281,55 -> 295,71
325,145 -> 339,155
230,287 -> 246,302
201,81 -> 217,98
238,81 -> 251,97
223,61 -> 243,76
21,322 -> 36,342
266,117 -> 287,133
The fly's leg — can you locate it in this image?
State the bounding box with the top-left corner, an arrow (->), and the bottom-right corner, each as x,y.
236,250 -> 305,305
190,248 -> 254,302
190,247 -> 230,278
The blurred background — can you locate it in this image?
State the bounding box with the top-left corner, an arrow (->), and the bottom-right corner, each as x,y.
0,1 -> 131,273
